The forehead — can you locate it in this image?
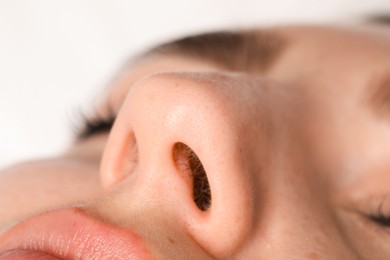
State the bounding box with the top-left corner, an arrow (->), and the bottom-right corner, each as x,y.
269,25 -> 390,102
271,26 -> 390,79
105,25 -> 390,113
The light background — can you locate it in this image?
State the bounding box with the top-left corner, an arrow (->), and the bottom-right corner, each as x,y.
0,0 -> 389,168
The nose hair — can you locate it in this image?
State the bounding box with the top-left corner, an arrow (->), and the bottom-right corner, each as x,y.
100,72 -> 260,257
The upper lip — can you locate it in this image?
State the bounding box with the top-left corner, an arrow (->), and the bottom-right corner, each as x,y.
0,208 -> 154,259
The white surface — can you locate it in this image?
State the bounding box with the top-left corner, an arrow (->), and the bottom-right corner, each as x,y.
0,0 -> 389,168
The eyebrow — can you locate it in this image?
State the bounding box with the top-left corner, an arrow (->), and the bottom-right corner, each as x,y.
76,29 -> 288,140
141,29 -> 288,73
366,14 -> 390,26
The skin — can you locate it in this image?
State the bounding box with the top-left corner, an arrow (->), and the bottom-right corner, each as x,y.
1,24 -> 390,259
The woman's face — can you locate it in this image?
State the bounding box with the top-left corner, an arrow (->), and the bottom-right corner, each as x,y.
1,24 -> 390,259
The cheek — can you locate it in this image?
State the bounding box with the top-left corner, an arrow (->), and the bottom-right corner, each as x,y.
0,158 -> 103,227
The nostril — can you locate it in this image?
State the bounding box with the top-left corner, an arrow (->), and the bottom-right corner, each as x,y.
190,150 -> 211,211
173,142 -> 211,211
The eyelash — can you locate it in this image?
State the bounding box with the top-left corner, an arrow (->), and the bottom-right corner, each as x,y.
366,199 -> 390,227
74,110 -> 116,139
369,213 -> 390,227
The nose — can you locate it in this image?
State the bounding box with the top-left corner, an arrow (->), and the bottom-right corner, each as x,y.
100,72 -> 267,257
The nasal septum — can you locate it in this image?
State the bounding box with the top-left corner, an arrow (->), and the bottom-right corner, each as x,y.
100,72 -> 265,257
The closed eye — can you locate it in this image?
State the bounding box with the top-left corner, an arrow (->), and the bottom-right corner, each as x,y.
366,197 -> 390,228
74,109 -> 116,140
369,214 -> 390,227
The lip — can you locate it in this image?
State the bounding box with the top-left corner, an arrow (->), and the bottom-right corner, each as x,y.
0,208 -> 154,259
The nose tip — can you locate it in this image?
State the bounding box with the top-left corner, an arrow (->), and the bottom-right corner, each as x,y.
100,72 -> 259,257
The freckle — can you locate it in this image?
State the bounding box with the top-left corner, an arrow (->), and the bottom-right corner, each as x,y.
307,251 -> 319,260
168,237 -> 175,244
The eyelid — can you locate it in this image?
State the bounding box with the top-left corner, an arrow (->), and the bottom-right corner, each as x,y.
369,196 -> 390,218
351,195 -> 390,227
74,109 -> 117,140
